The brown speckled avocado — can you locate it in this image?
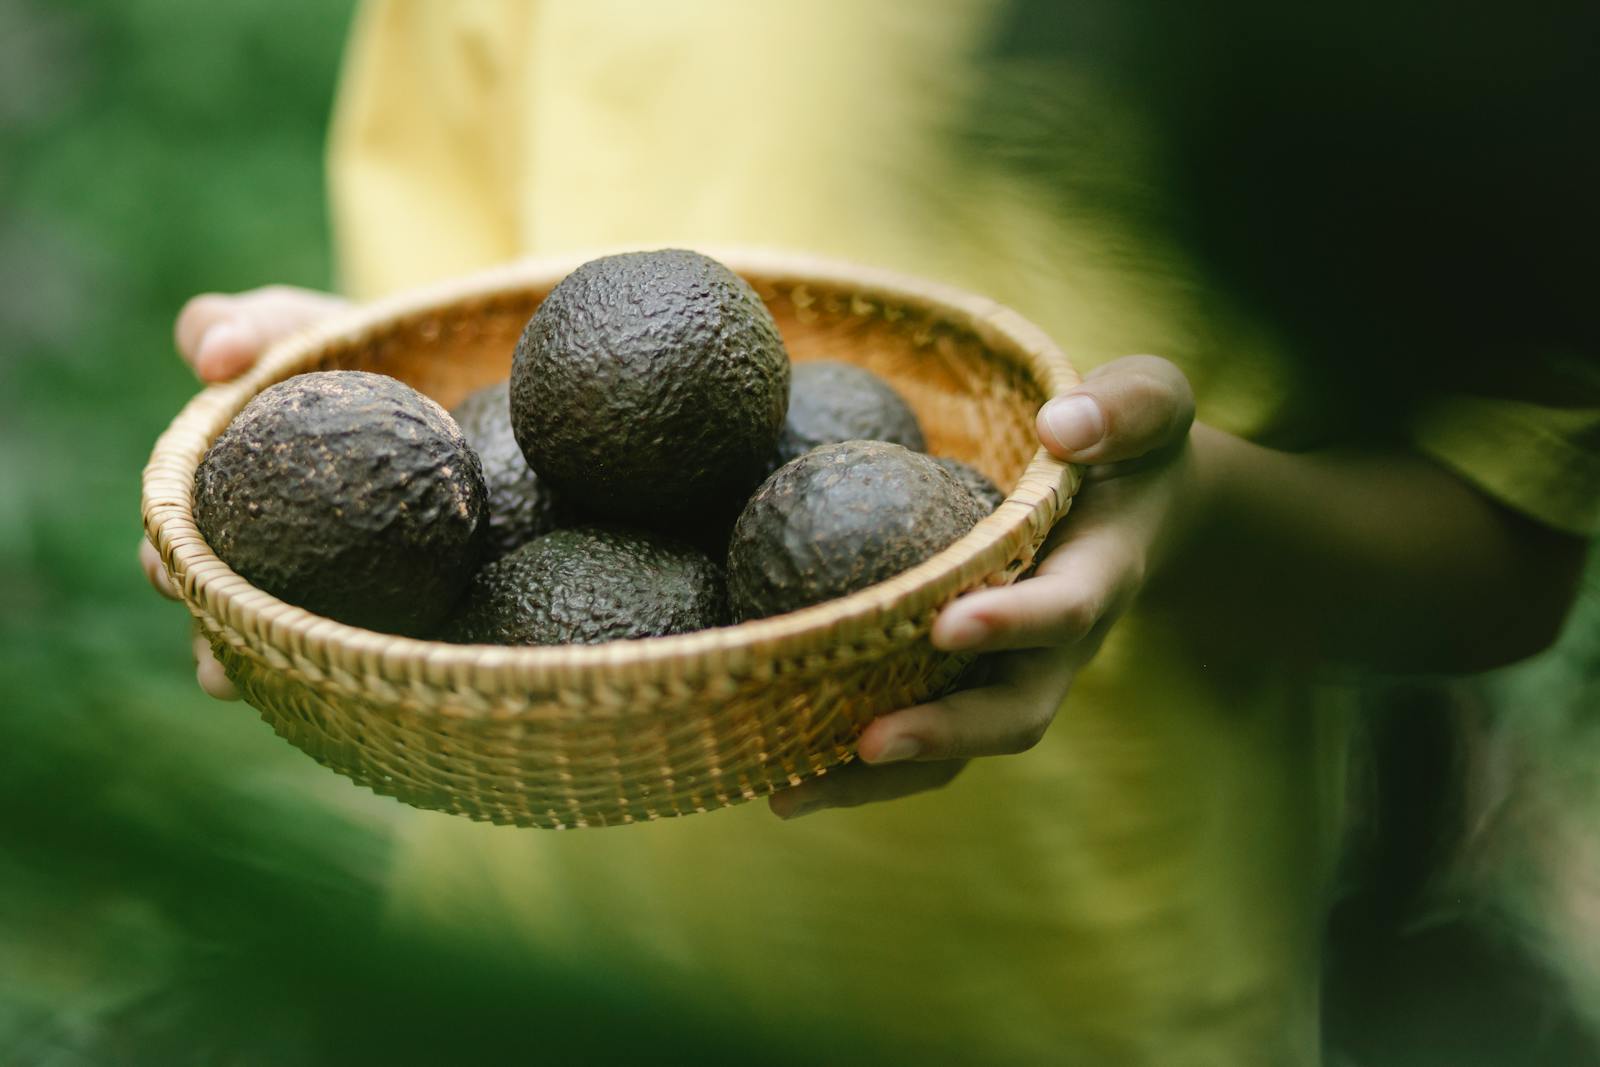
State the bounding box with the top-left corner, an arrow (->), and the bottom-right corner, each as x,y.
193,370 -> 487,636
451,380 -> 566,558
774,360 -> 925,468
932,456 -> 1007,512
726,440 -> 988,621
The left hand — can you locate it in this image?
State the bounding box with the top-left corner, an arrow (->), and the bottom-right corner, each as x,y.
770,355 -> 1199,819
141,285 -> 352,701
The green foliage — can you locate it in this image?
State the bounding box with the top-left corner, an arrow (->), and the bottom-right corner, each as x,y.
0,1 -> 387,1058
0,9 -> 835,1058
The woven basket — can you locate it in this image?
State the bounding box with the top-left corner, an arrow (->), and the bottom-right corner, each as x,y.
142,248 -> 1081,828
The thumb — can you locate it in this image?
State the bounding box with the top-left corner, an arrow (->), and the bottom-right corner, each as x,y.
1036,354 -> 1195,464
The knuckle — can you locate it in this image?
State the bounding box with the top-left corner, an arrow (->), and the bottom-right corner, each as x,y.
254,284 -> 312,306
174,293 -> 225,347
1002,718 -> 1050,755
1047,596 -> 1099,645
1136,353 -> 1182,377
177,292 -> 222,320
1129,370 -> 1181,420
1117,358 -> 1194,423
913,729 -> 957,762
1124,353 -> 1184,387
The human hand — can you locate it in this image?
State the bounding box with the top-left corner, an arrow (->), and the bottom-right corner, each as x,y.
769,355 -> 1200,819
141,285 -> 349,700
173,284 -> 349,383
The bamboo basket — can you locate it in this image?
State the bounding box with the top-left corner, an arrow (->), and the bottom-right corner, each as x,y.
142,248 -> 1081,828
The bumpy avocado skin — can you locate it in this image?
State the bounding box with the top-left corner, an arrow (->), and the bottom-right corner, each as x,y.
933,456 -> 1007,512
726,441 -> 989,621
447,525 -> 728,646
774,361 -> 925,467
510,250 -> 790,526
451,381 -> 566,558
193,370 -> 487,636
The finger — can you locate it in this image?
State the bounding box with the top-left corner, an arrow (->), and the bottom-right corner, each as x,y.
192,316 -> 269,383
1036,354 -> 1194,465
932,526 -> 1136,653
174,293 -> 236,365
175,287 -> 348,382
140,537 -> 179,601
933,570 -> 1106,654
856,647 -> 1083,765
197,656 -> 241,702
191,626 -> 240,701
769,758 -> 966,819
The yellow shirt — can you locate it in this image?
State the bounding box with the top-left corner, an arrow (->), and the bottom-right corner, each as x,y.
325,3 -> 1597,1063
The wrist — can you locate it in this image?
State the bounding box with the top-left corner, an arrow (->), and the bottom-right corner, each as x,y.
1143,422 -> 1232,597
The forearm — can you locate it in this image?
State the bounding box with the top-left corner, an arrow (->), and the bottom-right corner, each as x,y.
1160,424 -> 1586,673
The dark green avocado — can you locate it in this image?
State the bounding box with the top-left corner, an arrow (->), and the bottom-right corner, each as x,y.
932,456 -> 1007,512
774,360 -> 925,467
193,370 -> 487,636
510,249 -> 790,527
726,440 -> 988,621
447,524 -> 727,645
451,380 -> 566,558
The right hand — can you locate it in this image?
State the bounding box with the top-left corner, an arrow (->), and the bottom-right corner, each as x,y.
142,285 -> 349,700
769,355 -> 1200,818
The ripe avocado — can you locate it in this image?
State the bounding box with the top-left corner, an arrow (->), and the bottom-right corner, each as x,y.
774,360 -> 925,467
726,441 -> 988,621
447,525 -> 727,645
451,381 -> 566,558
193,370 -> 487,636
932,456 -> 1006,512
510,249 -> 790,527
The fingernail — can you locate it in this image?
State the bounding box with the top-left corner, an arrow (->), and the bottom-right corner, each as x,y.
1040,395 -> 1104,454
868,737 -> 920,765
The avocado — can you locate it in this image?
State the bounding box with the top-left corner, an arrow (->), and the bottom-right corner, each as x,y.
932,457 -> 1006,512
451,381 -> 566,558
726,441 -> 989,621
774,360 -> 925,467
447,524 -> 727,645
193,370 -> 487,636
510,249 -> 790,528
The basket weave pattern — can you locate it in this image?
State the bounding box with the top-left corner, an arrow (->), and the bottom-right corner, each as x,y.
142,250 -> 1080,828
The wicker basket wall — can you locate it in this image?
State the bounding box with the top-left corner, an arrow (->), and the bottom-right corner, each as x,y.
141,249 -> 1081,828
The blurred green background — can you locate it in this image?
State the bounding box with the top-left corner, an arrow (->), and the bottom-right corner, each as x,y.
0,2 -> 1595,1064
0,0 -> 405,1059
0,3 -> 796,1063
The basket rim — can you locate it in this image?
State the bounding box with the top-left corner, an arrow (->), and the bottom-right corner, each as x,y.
141,246 -> 1081,708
